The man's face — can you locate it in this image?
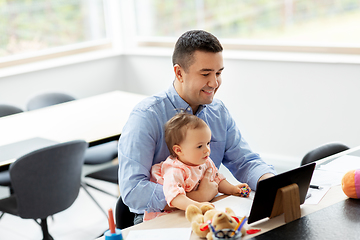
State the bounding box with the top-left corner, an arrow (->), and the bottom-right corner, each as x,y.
175,50 -> 224,112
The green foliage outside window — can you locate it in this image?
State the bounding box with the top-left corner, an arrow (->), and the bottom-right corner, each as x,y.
0,0 -> 105,57
135,0 -> 360,44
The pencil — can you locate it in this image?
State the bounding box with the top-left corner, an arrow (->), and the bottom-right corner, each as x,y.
108,208 -> 116,234
234,216 -> 246,231
236,216 -> 247,233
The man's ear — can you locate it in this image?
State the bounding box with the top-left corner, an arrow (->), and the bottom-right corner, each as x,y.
174,64 -> 184,82
173,145 -> 183,156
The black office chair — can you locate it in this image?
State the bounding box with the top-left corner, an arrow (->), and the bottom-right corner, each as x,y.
25,92 -> 119,216
0,104 -> 23,117
301,142 -> 350,166
115,196 -> 135,229
0,140 -> 87,240
0,104 -> 24,193
26,92 -> 76,111
84,164 -> 119,198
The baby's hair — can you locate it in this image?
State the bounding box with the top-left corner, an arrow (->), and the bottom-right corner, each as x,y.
165,112 -> 208,157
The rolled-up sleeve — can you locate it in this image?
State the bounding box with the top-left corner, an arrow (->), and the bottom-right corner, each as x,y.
118,107 -> 168,214
162,168 -> 187,207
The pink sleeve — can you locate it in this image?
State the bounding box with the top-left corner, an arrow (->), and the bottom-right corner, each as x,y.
162,167 -> 187,207
207,159 -> 225,184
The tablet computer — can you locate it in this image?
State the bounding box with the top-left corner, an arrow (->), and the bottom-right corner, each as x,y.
248,162 -> 316,224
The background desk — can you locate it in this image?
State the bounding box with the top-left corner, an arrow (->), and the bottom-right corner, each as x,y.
0,90 -> 147,166
97,146 -> 360,240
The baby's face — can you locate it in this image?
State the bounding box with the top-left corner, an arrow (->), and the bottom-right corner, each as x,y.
178,125 -> 211,166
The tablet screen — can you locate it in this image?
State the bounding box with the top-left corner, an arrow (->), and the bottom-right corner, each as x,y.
248,162 -> 315,224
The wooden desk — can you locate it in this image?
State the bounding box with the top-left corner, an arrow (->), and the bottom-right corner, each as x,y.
0,90 -> 147,166
97,146 -> 360,240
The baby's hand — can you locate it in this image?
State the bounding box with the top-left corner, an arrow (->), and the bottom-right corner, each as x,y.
233,183 -> 251,197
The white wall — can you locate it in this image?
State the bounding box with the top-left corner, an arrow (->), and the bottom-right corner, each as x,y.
0,55 -> 125,109
1,52 -> 360,169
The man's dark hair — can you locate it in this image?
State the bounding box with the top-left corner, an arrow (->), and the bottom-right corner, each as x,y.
172,30 -> 223,72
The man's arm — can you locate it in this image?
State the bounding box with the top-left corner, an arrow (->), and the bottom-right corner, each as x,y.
118,109 -> 167,213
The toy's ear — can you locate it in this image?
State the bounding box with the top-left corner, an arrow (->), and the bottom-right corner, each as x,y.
225,207 -> 236,217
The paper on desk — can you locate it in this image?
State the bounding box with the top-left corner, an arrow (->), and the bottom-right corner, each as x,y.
310,155 -> 360,187
319,155 -> 360,173
213,192 -> 254,217
126,228 -> 192,240
304,185 -> 330,205
310,169 -> 344,187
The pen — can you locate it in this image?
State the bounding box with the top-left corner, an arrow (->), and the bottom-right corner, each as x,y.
235,216 -> 247,233
207,220 -> 216,233
234,216 -> 246,231
310,185 -> 323,190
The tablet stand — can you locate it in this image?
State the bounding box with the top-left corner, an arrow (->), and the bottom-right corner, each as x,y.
269,183 -> 301,223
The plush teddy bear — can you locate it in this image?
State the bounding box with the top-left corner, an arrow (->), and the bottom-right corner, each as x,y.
185,204 -> 246,240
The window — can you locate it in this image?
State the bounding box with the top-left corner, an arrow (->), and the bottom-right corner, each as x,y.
133,0 -> 360,54
2,0 -> 360,69
0,0 -> 111,67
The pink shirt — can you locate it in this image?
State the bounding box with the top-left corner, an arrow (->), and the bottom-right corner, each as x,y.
150,156 -> 225,207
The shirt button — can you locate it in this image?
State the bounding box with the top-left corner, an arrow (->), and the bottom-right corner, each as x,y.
199,166 -> 202,170
178,184 -> 181,187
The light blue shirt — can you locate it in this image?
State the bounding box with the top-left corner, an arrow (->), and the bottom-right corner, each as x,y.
118,83 -> 276,214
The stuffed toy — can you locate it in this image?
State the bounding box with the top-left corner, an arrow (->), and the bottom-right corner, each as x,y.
341,169 -> 360,199
185,204 -> 246,240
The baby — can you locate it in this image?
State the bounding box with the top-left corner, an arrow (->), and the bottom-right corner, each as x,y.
144,112 -> 251,220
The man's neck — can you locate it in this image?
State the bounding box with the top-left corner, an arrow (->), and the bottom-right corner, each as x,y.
173,80 -> 199,114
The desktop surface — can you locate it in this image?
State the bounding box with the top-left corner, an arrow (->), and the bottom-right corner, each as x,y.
251,198 -> 360,240
0,137 -> 58,166
0,91 -> 147,166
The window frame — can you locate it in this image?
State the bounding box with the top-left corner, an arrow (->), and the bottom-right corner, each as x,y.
137,37 -> 360,55
0,40 -> 112,69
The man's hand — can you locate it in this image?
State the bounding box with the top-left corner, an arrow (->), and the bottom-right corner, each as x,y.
186,168 -> 218,202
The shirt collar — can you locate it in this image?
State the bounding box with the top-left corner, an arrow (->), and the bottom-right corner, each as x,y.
166,82 -> 206,115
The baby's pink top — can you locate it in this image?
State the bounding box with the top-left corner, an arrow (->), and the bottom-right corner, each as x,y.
150,156 -> 225,207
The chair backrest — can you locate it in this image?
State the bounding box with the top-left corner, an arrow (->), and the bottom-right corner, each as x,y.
0,104 -> 23,117
9,140 -> 88,219
301,142 -> 350,166
115,196 -> 135,229
27,92 -> 76,111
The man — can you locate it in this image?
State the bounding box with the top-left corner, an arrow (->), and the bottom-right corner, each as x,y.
118,30 -> 276,224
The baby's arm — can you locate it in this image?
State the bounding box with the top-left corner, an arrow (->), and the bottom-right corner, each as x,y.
170,194 -> 213,211
218,179 -> 251,197
162,167 -> 213,211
